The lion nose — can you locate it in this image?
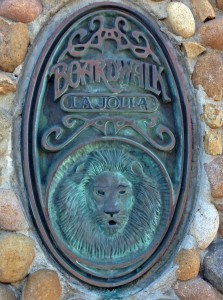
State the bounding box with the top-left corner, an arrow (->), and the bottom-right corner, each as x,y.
104,199 -> 120,217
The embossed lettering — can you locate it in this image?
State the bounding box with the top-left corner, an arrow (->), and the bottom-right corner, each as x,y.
49,62 -> 69,99
60,94 -> 159,112
50,60 -> 170,101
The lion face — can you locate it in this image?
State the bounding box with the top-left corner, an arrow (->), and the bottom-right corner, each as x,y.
50,148 -> 164,259
88,171 -> 134,236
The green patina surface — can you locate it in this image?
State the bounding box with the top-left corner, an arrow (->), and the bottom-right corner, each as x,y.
22,3 -> 190,287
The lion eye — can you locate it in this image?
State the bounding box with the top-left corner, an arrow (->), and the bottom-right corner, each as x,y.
119,190 -> 126,194
97,190 -> 105,196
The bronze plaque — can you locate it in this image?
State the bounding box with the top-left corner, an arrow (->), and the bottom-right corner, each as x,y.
22,3 -> 191,287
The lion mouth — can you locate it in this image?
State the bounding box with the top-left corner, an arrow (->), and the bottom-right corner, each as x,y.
108,220 -> 117,226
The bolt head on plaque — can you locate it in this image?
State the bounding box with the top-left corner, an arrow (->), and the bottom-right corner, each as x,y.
21,3 -> 191,287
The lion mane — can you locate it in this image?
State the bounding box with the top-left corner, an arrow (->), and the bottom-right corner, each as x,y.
50,148 -> 162,259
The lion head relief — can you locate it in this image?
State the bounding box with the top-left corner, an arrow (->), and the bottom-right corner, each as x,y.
88,171 -> 134,236
49,148 -> 163,259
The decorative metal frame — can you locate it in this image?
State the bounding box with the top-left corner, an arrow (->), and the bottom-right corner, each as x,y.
22,3 -> 192,288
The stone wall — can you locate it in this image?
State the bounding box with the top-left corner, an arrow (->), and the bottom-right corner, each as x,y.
0,0 -> 223,299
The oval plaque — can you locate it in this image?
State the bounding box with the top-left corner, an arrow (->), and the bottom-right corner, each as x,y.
22,3 -> 191,287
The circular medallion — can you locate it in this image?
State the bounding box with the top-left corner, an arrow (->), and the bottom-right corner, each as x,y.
47,140 -> 173,282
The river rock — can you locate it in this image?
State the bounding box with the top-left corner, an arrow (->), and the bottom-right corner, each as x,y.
0,72 -> 16,95
22,269 -> 62,300
174,248 -> 200,281
182,42 -> 205,59
200,18 -> 223,51
0,189 -> 28,231
190,202 -> 219,249
0,0 -> 42,23
191,0 -> 215,22
192,52 -> 223,101
0,18 -> 29,72
206,157 -> 223,198
0,284 -> 16,300
203,104 -> 223,129
203,240 -> 223,293
174,277 -> 217,300
166,2 -> 195,38
216,203 -> 223,213
0,233 -> 35,283
217,0 -> 223,10
204,130 -> 222,155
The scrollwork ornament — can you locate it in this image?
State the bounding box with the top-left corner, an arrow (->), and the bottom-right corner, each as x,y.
41,115 -> 176,152
65,16 -> 160,64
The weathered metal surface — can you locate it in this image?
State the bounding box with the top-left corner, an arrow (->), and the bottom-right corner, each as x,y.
22,3 -> 191,287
